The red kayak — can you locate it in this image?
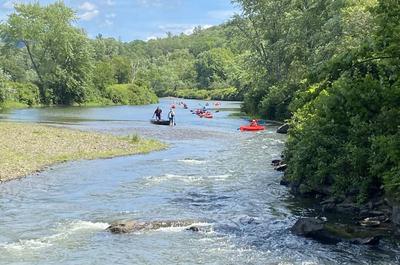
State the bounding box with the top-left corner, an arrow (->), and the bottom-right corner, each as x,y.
240,125 -> 265,131
199,112 -> 213,118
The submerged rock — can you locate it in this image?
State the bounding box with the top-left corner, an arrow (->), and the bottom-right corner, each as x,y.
359,217 -> 383,227
107,220 -> 197,234
291,218 -> 340,244
271,159 -> 282,167
277,124 -> 289,134
291,217 -> 381,245
291,218 -> 325,236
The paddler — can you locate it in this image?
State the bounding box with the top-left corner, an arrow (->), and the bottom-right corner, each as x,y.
153,107 -> 162,121
250,119 -> 258,127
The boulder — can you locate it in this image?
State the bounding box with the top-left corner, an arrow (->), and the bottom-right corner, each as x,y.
336,203 -> 360,214
107,220 -> 196,234
186,226 -> 200,232
359,218 -> 381,227
271,159 -> 282,167
291,218 -> 341,244
291,218 -> 324,236
107,221 -> 146,234
291,218 -> 381,245
322,203 -> 336,212
277,124 -> 289,134
275,164 -> 287,172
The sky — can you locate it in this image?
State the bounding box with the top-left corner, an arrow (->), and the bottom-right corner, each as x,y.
0,0 -> 240,41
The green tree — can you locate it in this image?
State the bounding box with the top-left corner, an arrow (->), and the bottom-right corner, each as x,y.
285,0 -> 400,201
195,48 -> 234,88
1,1 -> 93,104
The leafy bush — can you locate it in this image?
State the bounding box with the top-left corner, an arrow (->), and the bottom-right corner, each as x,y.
104,83 -> 158,105
165,87 -> 240,100
0,81 -> 40,106
209,87 -> 239,100
173,88 -> 209,99
285,74 -> 400,201
13,82 -> 40,106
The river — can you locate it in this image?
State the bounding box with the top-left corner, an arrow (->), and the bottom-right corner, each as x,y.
0,98 -> 398,265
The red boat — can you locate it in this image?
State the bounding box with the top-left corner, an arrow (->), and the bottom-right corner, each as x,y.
240,125 -> 265,131
199,112 -> 213,118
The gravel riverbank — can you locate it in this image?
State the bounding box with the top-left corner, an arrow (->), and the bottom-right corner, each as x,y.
0,122 -> 166,182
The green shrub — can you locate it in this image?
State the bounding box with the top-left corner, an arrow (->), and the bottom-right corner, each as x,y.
0,81 -> 40,106
209,87 -> 239,100
13,82 -> 40,106
165,87 -> 240,100
285,75 -> 393,201
104,83 -> 158,105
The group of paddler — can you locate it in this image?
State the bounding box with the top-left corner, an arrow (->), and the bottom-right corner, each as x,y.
150,100 -> 265,131
152,106 -> 176,126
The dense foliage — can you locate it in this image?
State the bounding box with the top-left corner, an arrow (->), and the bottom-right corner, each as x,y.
232,0 -> 399,201
0,2 -> 247,108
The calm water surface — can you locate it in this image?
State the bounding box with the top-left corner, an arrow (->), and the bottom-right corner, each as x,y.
0,99 -> 399,265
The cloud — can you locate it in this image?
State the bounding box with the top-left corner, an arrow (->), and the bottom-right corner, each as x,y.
80,10 -> 99,21
146,36 -> 158,41
2,0 -> 25,9
134,0 -> 181,8
2,1 -> 14,9
79,2 -> 97,11
105,19 -> 113,26
135,0 -> 162,8
78,2 -> 99,21
106,13 -> 116,18
159,23 -> 213,36
106,0 -> 116,6
208,10 -> 236,20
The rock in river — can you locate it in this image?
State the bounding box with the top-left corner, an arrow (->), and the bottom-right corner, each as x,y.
107,220 -> 199,234
291,217 -> 380,245
277,124 -> 289,134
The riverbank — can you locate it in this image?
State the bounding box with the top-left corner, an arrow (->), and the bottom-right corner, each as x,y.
0,122 -> 166,182
273,159 -> 400,243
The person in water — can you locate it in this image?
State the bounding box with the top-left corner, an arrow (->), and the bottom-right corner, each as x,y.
153,107 -> 162,121
250,119 -> 258,127
168,108 -> 175,126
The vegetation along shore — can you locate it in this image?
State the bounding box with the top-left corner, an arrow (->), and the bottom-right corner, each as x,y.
0,122 -> 166,182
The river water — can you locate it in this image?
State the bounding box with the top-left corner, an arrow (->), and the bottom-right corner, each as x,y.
0,99 -> 398,265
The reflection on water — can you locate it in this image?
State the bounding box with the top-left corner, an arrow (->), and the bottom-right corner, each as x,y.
0,98 -> 399,265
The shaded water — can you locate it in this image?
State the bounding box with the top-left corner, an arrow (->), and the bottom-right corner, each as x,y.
0,99 -> 399,265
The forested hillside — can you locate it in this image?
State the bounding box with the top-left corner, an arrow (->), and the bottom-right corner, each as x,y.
0,2 -> 246,108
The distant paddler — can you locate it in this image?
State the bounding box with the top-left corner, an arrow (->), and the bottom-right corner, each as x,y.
152,106 -> 162,121
168,108 -> 176,126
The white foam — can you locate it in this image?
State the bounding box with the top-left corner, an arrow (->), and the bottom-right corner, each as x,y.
178,159 -> 207,165
1,220 -> 109,252
144,173 -> 231,185
207,174 -> 231,180
145,174 -> 202,184
64,220 -> 110,232
2,239 -> 52,251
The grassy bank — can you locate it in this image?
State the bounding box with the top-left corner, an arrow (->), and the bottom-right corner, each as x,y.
0,122 -> 166,182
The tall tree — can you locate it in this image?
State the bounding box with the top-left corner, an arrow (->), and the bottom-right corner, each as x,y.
1,1 -> 93,104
